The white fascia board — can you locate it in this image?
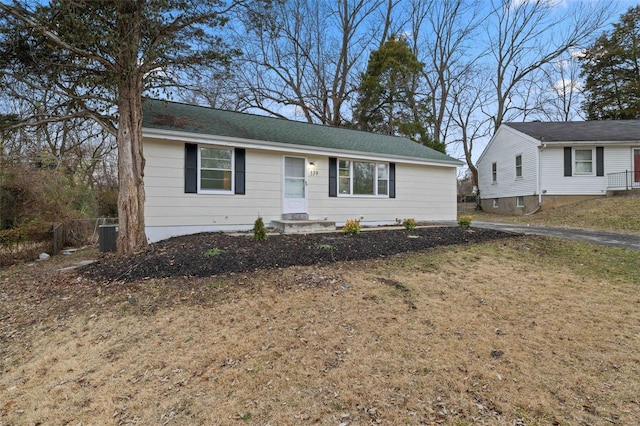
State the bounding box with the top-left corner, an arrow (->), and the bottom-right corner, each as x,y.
143,127 -> 463,168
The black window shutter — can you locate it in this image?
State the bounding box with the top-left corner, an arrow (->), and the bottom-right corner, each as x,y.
234,148 -> 246,195
596,146 -> 604,177
184,143 -> 198,193
564,147 -> 572,177
329,157 -> 337,197
389,163 -> 396,198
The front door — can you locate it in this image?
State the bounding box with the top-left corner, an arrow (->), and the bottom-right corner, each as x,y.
634,149 -> 640,184
283,156 -> 307,214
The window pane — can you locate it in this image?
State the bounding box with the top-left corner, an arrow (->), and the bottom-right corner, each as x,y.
339,177 -> 350,194
377,164 -> 388,179
201,157 -> 231,169
378,180 -> 388,195
285,157 -> 305,177
353,162 -> 375,195
575,150 -> 592,161
201,148 -> 232,170
575,162 -> 593,173
377,164 -> 388,195
201,170 -> 231,190
284,178 -> 305,198
202,148 -> 232,160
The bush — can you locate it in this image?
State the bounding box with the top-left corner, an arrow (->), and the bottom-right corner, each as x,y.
253,217 -> 267,241
458,215 -> 473,228
342,219 -> 361,235
402,218 -> 416,230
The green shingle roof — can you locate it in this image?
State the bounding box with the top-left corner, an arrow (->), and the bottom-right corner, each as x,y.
142,99 -> 461,165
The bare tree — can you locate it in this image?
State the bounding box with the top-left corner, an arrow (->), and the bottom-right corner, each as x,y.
408,0 -> 485,147
484,0 -> 612,131
235,0 -> 392,126
537,51 -> 586,121
449,67 -> 493,198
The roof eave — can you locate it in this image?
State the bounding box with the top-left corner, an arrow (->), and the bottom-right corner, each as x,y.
143,127 -> 463,168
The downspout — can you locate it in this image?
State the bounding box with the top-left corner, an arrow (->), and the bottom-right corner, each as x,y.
536,142 -> 547,211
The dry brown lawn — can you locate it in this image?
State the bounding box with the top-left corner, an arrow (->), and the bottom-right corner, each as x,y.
462,196 -> 640,235
2,236 -> 640,425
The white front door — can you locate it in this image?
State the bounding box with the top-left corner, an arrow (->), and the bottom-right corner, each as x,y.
283,156 -> 307,214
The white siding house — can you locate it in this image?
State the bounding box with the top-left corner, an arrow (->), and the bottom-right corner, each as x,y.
142,99 -> 462,242
477,120 -> 640,214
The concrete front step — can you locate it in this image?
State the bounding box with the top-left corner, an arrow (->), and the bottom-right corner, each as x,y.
271,219 -> 336,234
281,212 -> 309,220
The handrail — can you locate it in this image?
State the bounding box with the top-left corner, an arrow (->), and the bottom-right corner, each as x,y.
607,170 -> 640,190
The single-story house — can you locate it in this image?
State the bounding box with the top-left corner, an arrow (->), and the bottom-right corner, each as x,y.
477,120 -> 640,214
141,99 -> 462,242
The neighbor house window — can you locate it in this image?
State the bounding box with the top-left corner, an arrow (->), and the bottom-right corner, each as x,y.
492,162 -> 497,183
516,196 -> 524,207
574,148 -> 594,175
493,198 -> 499,208
200,147 -> 233,191
515,155 -> 522,178
338,159 -> 389,196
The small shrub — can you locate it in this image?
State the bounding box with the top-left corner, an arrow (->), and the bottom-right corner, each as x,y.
253,217 -> 267,241
458,215 -> 473,228
402,218 -> 416,230
205,248 -> 225,256
342,219 -> 361,235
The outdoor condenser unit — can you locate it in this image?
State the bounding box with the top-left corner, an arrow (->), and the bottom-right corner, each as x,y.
98,225 -> 118,252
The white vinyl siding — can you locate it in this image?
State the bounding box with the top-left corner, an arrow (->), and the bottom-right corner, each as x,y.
144,139 -> 282,238
539,146 -> 612,196
144,137 -> 458,242
309,162 -> 456,223
477,126 -> 538,199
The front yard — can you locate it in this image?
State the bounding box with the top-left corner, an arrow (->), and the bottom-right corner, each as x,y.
1,231 -> 639,425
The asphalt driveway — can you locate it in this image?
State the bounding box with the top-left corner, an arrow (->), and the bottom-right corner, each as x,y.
473,222 -> 640,251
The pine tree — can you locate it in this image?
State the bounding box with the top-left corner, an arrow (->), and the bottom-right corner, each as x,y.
353,36 -> 443,152
580,6 -> 640,120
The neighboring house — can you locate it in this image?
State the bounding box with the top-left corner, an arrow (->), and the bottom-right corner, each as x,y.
141,99 -> 462,242
477,120 -> 640,214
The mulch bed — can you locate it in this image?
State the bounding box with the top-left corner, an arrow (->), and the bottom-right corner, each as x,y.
80,226 -> 517,283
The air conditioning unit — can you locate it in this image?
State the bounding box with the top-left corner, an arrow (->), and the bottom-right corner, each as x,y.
98,225 -> 118,252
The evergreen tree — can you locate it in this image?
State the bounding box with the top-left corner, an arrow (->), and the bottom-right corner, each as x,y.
353,35 -> 443,152
580,6 -> 640,120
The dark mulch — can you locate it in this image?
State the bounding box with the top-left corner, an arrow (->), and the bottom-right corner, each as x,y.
80,226 -> 517,283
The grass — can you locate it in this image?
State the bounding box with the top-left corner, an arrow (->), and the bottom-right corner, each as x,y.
461,195 -> 640,234
1,236 -> 639,425
204,247 -> 226,256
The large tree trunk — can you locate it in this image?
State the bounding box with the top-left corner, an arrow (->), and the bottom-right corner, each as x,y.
115,0 -> 147,255
116,82 -> 147,255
